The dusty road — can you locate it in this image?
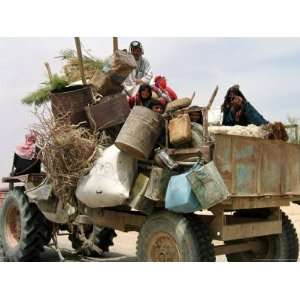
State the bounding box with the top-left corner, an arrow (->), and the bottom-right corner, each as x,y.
1,204 -> 300,262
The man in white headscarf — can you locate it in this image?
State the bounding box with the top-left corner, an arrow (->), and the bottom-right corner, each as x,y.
123,41 -> 153,96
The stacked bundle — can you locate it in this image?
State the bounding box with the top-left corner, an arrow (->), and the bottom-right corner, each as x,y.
59,49 -> 104,82
90,50 -> 137,97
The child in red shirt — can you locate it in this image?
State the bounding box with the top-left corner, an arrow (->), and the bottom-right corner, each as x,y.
152,75 -> 178,105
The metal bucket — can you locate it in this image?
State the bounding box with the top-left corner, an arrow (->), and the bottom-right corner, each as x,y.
115,106 -> 162,160
51,85 -> 93,125
85,93 -> 130,131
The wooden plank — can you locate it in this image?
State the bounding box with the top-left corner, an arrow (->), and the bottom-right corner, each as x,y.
221,220 -> 282,241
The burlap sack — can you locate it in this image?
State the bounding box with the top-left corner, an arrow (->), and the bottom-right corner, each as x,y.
90,70 -> 123,96
110,50 -> 137,79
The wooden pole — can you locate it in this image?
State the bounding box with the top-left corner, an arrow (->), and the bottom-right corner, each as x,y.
202,107 -> 209,143
207,85 -> 219,110
44,62 -> 53,81
113,37 -> 119,53
74,37 -> 87,85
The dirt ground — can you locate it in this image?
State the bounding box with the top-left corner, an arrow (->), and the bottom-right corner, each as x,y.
1,204 -> 300,262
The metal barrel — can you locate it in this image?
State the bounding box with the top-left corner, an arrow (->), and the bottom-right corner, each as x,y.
50,85 -> 93,125
115,106 -> 162,160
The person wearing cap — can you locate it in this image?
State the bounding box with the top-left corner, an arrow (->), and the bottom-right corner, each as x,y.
123,41 -> 153,96
152,75 -> 178,105
222,85 -> 268,126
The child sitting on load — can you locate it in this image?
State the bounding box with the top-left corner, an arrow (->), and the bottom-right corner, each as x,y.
127,84 -> 166,110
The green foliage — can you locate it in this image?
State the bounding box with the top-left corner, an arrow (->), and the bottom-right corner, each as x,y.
50,74 -> 69,91
22,86 -> 51,106
22,74 -> 70,106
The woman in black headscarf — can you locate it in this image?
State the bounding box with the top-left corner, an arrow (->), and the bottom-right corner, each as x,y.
222,85 -> 268,126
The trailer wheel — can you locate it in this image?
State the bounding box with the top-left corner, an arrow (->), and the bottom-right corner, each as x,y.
0,188 -> 52,261
136,211 -> 215,262
226,211 -> 299,262
69,225 -> 117,256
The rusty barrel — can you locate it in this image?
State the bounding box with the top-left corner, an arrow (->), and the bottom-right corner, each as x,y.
115,106 -> 162,160
51,85 -> 93,125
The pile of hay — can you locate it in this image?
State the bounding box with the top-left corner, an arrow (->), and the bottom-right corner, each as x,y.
34,110 -> 99,206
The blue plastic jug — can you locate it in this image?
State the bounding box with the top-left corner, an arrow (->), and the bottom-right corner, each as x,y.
165,171 -> 201,213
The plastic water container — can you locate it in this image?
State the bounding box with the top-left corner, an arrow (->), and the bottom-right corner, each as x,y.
165,172 -> 201,213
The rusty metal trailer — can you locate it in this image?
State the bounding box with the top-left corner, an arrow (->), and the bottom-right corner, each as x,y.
80,133 -> 300,261
91,134 -> 300,261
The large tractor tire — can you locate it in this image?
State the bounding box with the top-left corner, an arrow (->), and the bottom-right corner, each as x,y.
226,210 -> 299,262
0,188 -> 52,262
69,225 -> 117,256
137,211 -> 215,262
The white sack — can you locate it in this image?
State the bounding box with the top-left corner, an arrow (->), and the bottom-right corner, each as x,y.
76,145 -> 137,208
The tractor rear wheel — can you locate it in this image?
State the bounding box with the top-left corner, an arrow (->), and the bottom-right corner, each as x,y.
0,188 -> 52,261
137,211 -> 215,262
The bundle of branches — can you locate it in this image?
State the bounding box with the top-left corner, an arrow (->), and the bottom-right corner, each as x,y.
22,74 -> 70,106
58,48 -> 104,82
33,108 -> 99,206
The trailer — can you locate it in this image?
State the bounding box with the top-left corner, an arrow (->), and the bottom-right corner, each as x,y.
0,127 -> 299,262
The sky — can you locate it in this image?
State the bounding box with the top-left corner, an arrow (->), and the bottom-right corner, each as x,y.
1,37 -> 300,180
